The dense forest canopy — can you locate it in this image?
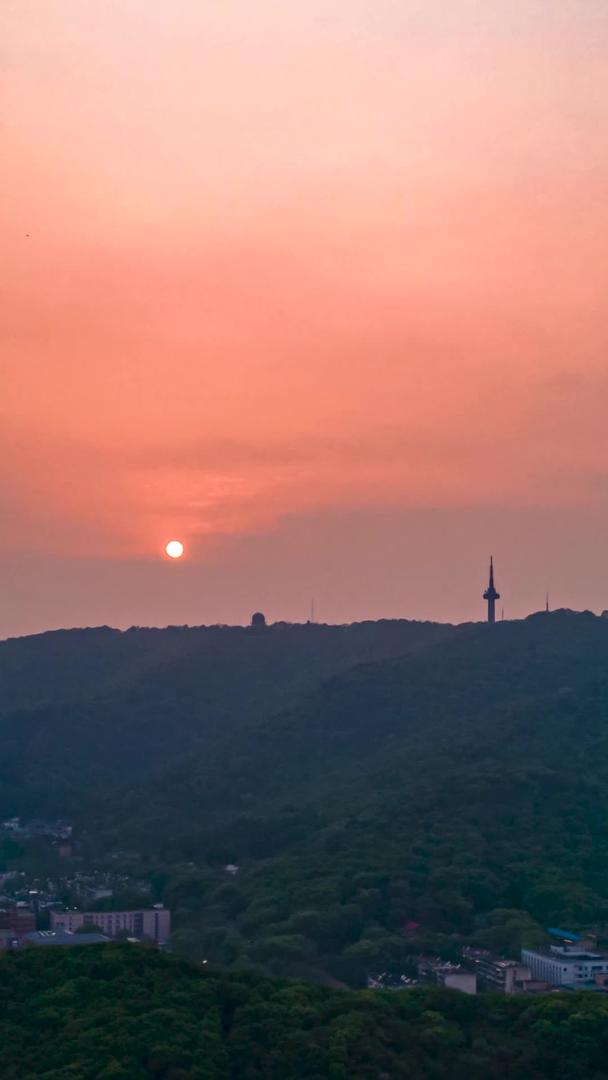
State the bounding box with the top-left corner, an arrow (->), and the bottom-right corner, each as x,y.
2,944 -> 608,1080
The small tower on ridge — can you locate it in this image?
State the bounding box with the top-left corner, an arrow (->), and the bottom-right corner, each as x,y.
483,557 -> 500,624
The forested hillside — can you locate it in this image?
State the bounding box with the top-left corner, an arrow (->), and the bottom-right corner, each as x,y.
0,619 -> 451,815
2,944 -> 608,1080
85,611 -> 608,982
4,612 -> 608,985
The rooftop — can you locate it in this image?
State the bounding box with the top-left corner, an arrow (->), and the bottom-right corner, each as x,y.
24,930 -> 109,947
547,927 -> 583,942
523,946 -> 606,962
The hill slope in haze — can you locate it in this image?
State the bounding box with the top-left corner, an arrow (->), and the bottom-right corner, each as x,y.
86,611 -> 608,981
0,619 -> 453,816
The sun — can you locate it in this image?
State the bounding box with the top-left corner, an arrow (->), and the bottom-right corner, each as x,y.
165,539 -> 184,559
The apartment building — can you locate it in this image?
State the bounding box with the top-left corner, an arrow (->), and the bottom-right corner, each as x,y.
51,904 -> 170,943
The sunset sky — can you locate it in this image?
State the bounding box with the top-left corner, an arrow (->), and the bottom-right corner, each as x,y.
3,1 -> 608,636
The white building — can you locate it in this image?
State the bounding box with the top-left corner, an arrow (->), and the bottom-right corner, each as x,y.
522,944 -> 608,988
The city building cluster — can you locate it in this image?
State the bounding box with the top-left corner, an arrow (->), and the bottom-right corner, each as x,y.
0,816 -> 171,951
0,901 -> 170,951
465,930 -> 608,993
369,930 -> 608,996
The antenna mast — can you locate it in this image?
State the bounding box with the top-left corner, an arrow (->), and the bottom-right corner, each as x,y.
483,556 -> 500,624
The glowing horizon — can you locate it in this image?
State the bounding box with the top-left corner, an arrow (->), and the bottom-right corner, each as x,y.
3,2 -> 608,635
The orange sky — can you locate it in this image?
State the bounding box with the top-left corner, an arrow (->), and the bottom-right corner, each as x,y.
3,2 -> 608,635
